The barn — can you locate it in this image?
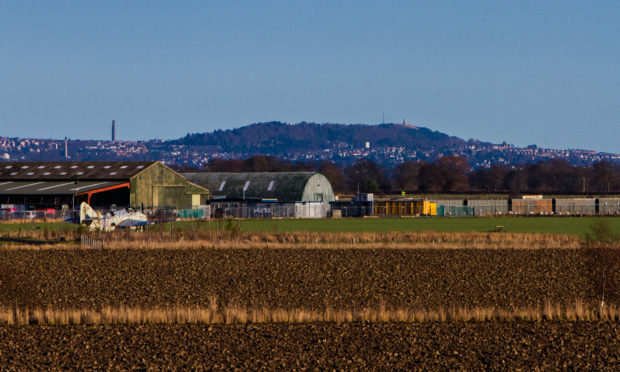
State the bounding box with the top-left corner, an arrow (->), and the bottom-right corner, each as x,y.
0,161 -> 209,212
183,172 -> 335,218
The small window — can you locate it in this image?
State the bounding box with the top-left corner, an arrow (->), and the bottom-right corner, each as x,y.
103,165 -> 111,169
87,165 -> 95,169
26,172 -> 34,175
76,172 -> 84,175
218,181 -> 226,192
110,172 -> 117,175
70,165 -> 78,169
54,165 -> 62,169
120,165 -> 128,169
38,165 -> 45,169
137,165 -> 144,169
60,172 -> 67,175
43,172 -> 51,176
21,165 -> 29,169
4,165 -> 12,169
267,181 -> 275,191
10,172 -> 17,175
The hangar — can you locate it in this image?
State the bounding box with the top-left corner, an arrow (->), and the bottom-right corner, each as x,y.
0,161 -> 209,211
183,172 -> 335,218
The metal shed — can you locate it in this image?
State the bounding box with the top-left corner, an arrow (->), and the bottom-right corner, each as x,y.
0,161 -> 208,211
183,172 -> 335,218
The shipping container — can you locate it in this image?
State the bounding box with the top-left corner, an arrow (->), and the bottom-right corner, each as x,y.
597,198 -> 620,215
330,200 -> 374,217
373,199 -> 437,216
510,198 -> 553,215
429,199 -> 466,208
436,205 -> 445,217
466,199 -> 509,216
448,206 -> 475,217
553,198 -> 596,215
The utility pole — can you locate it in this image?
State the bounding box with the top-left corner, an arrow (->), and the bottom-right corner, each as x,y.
582,177 -> 586,193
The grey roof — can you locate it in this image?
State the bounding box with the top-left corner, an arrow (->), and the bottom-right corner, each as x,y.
0,180 -> 127,195
183,172 -> 319,202
0,161 -> 155,180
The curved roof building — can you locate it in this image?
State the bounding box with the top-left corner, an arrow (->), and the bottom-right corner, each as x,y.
182,172 -> 335,203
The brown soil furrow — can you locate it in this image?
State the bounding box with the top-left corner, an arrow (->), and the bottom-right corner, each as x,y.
0,248 -> 611,310
0,322 -> 617,370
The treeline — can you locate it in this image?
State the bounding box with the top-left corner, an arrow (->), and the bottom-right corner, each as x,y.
172,155 -> 620,194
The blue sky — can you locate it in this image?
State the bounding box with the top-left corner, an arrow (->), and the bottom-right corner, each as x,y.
1,1 -> 618,153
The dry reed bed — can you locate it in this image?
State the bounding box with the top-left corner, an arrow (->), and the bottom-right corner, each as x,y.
1,301 -> 617,325
0,241 -> 585,250
96,231 -> 584,250
1,231 -> 583,250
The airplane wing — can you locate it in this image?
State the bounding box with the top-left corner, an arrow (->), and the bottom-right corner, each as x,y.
117,219 -> 149,228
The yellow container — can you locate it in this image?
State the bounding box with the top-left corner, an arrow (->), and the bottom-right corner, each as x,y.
421,201 -> 437,216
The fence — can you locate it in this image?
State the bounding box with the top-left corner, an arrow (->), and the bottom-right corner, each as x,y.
177,207 -> 210,219
3,197 -> 620,222
436,205 -> 445,216
373,200 -> 437,216
447,206 -> 475,217
0,209 -> 67,221
596,198 -> 620,215
466,200 -> 510,216
510,199 -> 553,215
332,204 -> 374,217
210,202 -> 329,219
430,199 -> 466,208
212,203 -> 294,219
295,202 -> 327,218
554,199 -> 597,215
80,235 -> 105,248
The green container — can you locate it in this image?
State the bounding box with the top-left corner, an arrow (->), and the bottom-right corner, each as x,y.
436,205 -> 445,217
178,209 -> 208,219
449,206 -> 474,217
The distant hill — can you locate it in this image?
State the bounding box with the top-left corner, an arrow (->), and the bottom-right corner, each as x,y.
174,121 -> 469,153
2,121 -> 617,168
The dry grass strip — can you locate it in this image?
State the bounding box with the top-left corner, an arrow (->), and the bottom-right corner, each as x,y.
1,231 -> 585,250
1,300 -> 617,325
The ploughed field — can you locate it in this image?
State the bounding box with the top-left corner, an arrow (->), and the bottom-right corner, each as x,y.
1,322 -> 618,370
0,248 -> 605,309
1,245 -> 617,369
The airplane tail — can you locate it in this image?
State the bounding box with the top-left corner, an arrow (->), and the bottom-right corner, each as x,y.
79,202 -> 100,222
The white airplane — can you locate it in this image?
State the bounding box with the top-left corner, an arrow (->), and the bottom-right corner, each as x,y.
79,202 -> 148,231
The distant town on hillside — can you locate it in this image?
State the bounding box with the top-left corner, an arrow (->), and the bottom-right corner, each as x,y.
1,121 -> 618,169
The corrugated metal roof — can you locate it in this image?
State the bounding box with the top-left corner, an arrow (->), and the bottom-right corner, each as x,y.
0,181 -> 128,195
183,172 -> 317,202
0,161 -> 155,180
